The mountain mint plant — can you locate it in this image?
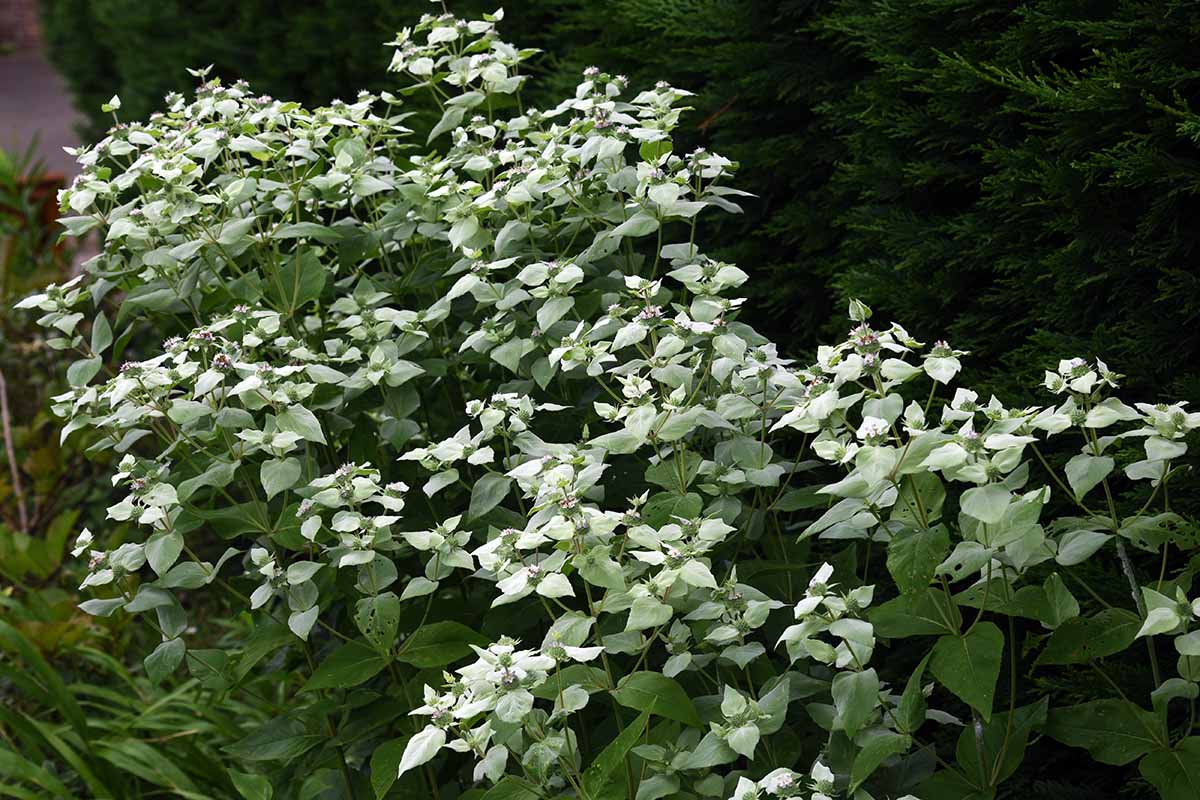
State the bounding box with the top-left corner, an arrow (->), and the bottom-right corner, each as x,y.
23,7 -> 1200,800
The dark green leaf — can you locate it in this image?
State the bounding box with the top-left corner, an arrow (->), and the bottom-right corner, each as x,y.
225,716 -> 322,762
644,452 -> 702,491
1139,737 -> 1200,800
1036,609 -> 1141,665
94,738 -> 198,792
369,738 -> 406,800
302,641 -> 388,691
831,668 -> 880,738
891,472 -> 946,526
870,589 -> 960,638
918,769 -> 993,800
230,771 -> 273,800
354,593 -> 401,654
849,731 -> 911,792
612,672 -> 702,727
395,621 -> 489,668
480,776 -> 540,800
641,492 -> 702,527
955,698 -> 1047,786
187,648 -> 231,689
267,249 -> 325,313
581,707 -> 650,798
1044,699 -> 1162,765
887,525 -> 950,593
144,637 -> 185,684
930,622 -> 1003,721
897,653 -> 931,733
274,222 -> 342,243
531,665 -> 609,699
639,139 -> 672,162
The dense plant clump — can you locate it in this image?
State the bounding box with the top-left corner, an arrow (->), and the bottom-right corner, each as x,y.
15,8 -> 1200,800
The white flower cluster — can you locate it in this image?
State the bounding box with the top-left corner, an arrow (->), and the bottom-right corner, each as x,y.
779,563 -> 876,668
399,636 -> 602,785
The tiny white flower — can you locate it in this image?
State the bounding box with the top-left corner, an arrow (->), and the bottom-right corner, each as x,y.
71,528 -> 94,558
856,415 -> 889,442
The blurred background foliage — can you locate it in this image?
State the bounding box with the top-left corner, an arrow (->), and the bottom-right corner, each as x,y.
2,0 -> 1198,796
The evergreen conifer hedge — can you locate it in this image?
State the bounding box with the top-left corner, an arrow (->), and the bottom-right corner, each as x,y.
41,1 -> 1200,407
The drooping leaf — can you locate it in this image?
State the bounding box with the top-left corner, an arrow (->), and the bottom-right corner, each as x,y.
355,593 -> 401,654
887,524 -> 950,593
959,484 -> 1011,525
145,530 -> 183,576
1055,529 -> 1111,566
831,668 -> 880,738
613,212 -> 659,238
612,672 -> 702,726
1064,454 -> 1114,501
397,725 -> 446,778
225,716 -> 322,762
261,458 -> 302,500
1044,699 -> 1162,765
849,731 -> 911,792
302,640 -> 388,691
678,731 -> 738,771
581,707 -> 651,798
395,621 -> 490,668
66,355 -> 102,387
230,771 -> 273,800
1139,737 -> 1200,800
897,653 -> 931,733
275,405 -> 326,444
935,541 -> 993,582
90,311 -> 113,353
930,623 -> 1003,721
469,473 -> 512,520
143,637 -> 186,685
1036,609 -> 1141,665
369,739 -> 406,800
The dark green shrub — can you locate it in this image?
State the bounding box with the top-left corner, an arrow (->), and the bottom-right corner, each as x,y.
39,0 -> 440,139
41,1 -> 1200,409
814,0 -> 1200,406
